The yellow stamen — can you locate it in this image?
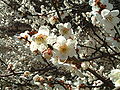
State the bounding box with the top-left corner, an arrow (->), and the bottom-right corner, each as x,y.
59,44 -> 68,53
62,27 -> 69,34
35,34 -> 47,44
106,15 -> 113,22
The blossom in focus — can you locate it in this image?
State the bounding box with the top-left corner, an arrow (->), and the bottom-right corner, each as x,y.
32,26 -> 50,45
29,26 -> 50,53
56,22 -> 73,39
101,9 -> 120,30
30,41 -> 47,54
53,36 -> 76,60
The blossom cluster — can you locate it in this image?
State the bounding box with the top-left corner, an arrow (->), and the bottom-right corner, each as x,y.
89,0 -> 120,48
0,0 -> 120,90
19,22 -> 77,61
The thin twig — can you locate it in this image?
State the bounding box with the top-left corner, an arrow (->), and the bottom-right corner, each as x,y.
0,58 -> 7,66
87,68 -> 115,89
50,0 -> 63,23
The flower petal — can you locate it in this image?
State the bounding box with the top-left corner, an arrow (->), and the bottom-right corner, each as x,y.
111,10 -> 119,17
101,9 -> 110,18
112,17 -> 120,25
106,3 -> 113,10
56,23 -> 64,30
64,22 -> 71,29
57,36 -> 66,45
38,26 -> 49,36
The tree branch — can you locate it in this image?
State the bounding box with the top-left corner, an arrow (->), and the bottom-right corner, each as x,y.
87,68 -> 115,89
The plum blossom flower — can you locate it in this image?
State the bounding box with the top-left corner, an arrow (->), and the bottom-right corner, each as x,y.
91,11 -> 103,26
53,36 -> 76,60
30,40 -> 47,53
101,9 -> 120,30
56,22 -> 73,39
30,26 -> 50,53
32,26 -> 49,45
81,62 -> 90,70
30,41 -> 39,52
49,16 -> 59,25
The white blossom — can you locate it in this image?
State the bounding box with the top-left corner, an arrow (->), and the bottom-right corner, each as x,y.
56,22 -> 73,39
49,16 -> 59,25
53,36 -> 76,60
81,62 -> 90,70
101,9 -> 120,30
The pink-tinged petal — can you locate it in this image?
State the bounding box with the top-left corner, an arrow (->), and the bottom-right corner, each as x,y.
111,10 -> 119,17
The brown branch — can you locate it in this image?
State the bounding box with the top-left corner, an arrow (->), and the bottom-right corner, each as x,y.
87,68 -> 115,89
0,72 -> 23,77
79,84 -> 103,88
79,52 -> 120,62
51,0 -> 63,23
0,58 -> 7,66
0,66 -> 56,78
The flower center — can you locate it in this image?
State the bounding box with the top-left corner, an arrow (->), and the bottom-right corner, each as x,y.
62,27 -> 69,35
35,77 -> 41,82
52,16 -> 59,23
106,15 -> 113,22
59,44 -> 68,53
35,34 -> 47,44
